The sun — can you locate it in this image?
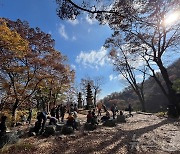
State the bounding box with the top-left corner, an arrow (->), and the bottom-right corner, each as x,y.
163,11 -> 180,26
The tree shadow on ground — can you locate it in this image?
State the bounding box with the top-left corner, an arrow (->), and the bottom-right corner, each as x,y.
50,118 -> 176,154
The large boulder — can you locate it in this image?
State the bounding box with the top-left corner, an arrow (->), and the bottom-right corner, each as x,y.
103,119 -> 116,127
56,124 -> 64,132
84,123 -> 97,131
61,126 -> 74,135
43,125 -> 56,137
16,130 -> 25,138
0,132 -> 19,148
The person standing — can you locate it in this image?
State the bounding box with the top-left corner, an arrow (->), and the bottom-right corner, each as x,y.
50,106 -> 56,117
26,108 -> 32,124
60,104 -> 66,122
97,102 -> 102,116
128,104 -> 133,117
111,104 -> 117,119
102,103 -> 107,112
56,105 -> 60,122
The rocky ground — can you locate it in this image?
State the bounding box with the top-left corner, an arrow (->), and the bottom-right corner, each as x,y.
0,112 -> 180,154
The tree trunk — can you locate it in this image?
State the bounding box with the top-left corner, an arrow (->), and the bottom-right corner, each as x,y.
157,59 -> 179,117
136,91 -> 146,112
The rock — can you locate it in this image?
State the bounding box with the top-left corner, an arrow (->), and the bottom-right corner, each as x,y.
84,123 -> 97,131
16,130 -> 25,138
43,125 -> 56,137
61,126 -> 74,135
56,124 -> 64,131
103,119 -> 116,127
0,132 -> 19,148
70,134 -> 76,138
28,127 -> 35,136
117,115 -> 126,123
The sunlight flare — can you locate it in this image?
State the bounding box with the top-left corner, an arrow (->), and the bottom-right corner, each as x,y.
163,11 -> 180,26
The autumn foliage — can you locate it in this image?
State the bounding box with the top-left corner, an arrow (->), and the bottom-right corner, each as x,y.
0,18 -> 74,119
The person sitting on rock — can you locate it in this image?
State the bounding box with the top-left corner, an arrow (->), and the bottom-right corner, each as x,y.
66,112 -> 77,130
0,115 -> 7,136
87,110 -> 92,123
101,111 -> 110,122
47,116 -> 58,125
118,111 -> 126,123
34,117 -> 42,135
91,109 -> 98,125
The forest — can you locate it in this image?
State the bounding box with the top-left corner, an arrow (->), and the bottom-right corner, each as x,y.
0,0 -> 180,153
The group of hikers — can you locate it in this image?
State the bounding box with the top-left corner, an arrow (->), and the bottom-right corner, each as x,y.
0,102 -> 133,136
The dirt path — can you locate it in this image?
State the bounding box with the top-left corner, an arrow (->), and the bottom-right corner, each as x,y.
1,112 -> 180,154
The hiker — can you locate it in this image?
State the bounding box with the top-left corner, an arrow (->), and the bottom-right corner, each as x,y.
97,102 -> 102,116
56,105 -> 60,122
50,106 -> 56,117
128,104 -> 133,117
60,104 -> 66,122
26,108 -> 32,124
34,111 -> 47,135
87,110 -> 93,123
0,115 -> 7,137
66,112 -> 77,130
74,103 -> 78,112
102,103 -> 107,112
92,108 -> 96,117
101,111 -> 110,122
111,104 -> 118,119
69,103 -> 74,113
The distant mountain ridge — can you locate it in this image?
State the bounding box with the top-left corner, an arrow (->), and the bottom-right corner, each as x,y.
102,58 -> 180,112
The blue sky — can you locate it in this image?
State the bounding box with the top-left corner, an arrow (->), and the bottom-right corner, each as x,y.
0,0 -> 127,99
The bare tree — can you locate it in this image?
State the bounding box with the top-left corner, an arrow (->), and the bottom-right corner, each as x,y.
106,38 -> 147,111
106,0 -> 180,116
56,0 -> 180,116
92,76 -> 104,107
